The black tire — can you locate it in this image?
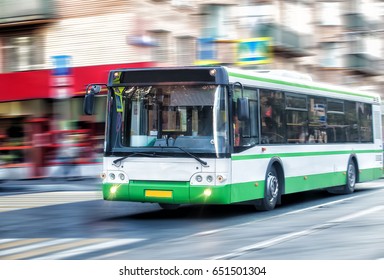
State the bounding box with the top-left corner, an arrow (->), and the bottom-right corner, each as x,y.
159,203 -> 180,210
328,159 -> 357,195
255,166 -> 280,211
345,159 -> 357,194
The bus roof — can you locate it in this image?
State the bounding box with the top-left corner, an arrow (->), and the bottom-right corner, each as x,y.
226,67 -> 381,104
107,66 -> 380,104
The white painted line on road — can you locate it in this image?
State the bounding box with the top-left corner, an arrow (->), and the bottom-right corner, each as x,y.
190,188 -> 384,240
34,238 -> 145,260
275,189 -> 384,218
0,239 -> 78,257
209,205 -> 384,260
0,191 -> 102,212
91,248 -> 134,260
193,229 -> 223,236
0,239 -> 18,244
329,205 -> 384,223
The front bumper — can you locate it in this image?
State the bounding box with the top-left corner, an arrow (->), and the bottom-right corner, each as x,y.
102,180 -> 231,204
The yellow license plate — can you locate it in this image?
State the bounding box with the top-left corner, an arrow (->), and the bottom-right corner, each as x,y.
145,190 -> 173,198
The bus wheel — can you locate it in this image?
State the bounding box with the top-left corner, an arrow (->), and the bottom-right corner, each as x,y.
159,203 -> 180,210
345,160 -> 357,193
328,159 -> 356,195
255,166 -> 280,211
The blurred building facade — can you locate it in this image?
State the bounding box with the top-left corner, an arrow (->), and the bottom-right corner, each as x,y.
0,0 -> 383,179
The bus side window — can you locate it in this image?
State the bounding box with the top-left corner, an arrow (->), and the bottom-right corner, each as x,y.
260,90 -> 285,144
233,88 -> 258,149
308,97 -> 327,144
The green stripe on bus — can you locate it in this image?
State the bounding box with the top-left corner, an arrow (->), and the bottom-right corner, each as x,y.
232,149 -> 382,161
228,71 -> 375,99
230,167 -> 382,202
102,181 -> 232,204
101,168 -> 382,204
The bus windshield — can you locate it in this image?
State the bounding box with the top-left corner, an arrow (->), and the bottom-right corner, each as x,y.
107,84 -> 229,158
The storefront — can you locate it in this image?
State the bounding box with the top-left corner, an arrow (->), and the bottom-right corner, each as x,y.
0,61 -> 154,179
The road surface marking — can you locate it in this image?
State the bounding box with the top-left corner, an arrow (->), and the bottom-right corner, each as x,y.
0,191 -> 101,212
0,238 -> 144,260
0,239 -> 78,259
34,238 -> 144,260
209,205 -> 384,260
0,238 -> 50,251
2,239 -> 110,260
190,188 -> 384,239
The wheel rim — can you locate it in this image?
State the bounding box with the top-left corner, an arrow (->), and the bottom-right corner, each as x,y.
347,163 -> 356,187
266,172 -> 279,205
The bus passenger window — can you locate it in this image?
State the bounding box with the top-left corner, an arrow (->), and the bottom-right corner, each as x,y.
233,88 -> 259,150
260,90 -> 285,144
358,103 -> 373,143
308,97 -> 327,144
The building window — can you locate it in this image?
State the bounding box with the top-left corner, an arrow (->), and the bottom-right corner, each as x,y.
176,36 -> 195,66
320,2 -> 341,26
201,4 -> 232,39
149,30 -> 169,63
320,42 -> 342,68
365,34 -> 381,58
285,1 -> 312,34
2,32 -> 44,72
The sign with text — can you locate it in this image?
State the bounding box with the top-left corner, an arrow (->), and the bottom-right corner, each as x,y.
50,55 -> 73,99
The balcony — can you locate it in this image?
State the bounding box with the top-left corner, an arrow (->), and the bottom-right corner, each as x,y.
344,13 -> 381,32
345,53 -> 383,76
253,23 -> 313,57
0,0 -> 55,27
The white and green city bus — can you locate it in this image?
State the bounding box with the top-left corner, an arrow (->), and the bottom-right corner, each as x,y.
84,66 -> 382,210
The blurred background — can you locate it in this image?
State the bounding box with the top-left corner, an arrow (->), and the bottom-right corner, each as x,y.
0,0 -> 383,180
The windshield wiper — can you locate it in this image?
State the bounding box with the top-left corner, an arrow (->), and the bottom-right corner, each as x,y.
112,148 -> 208,167
160,146 -> 209,167
112,152 -> 158,167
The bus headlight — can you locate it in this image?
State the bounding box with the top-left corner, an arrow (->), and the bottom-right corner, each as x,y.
206,175 -> 213,183
110,185 -> 119,194
196,175 -> 203,182
119,173 -> 125,181
192,173 -> 216,185
106,172 -> 128,183
203,189 -> 212,197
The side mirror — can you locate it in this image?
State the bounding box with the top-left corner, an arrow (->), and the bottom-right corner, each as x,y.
232,82 -> 249,121
237,97 -> 249,121
83,85 -> 101,115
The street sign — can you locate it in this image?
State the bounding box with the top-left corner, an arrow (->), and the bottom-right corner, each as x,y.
237,37 -> 272,65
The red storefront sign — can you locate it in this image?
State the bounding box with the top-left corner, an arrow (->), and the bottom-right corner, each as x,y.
0,61 -> 154,102
0,70 -> 50,102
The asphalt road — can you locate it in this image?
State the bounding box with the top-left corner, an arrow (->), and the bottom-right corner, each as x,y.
0,178 -> 384,260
